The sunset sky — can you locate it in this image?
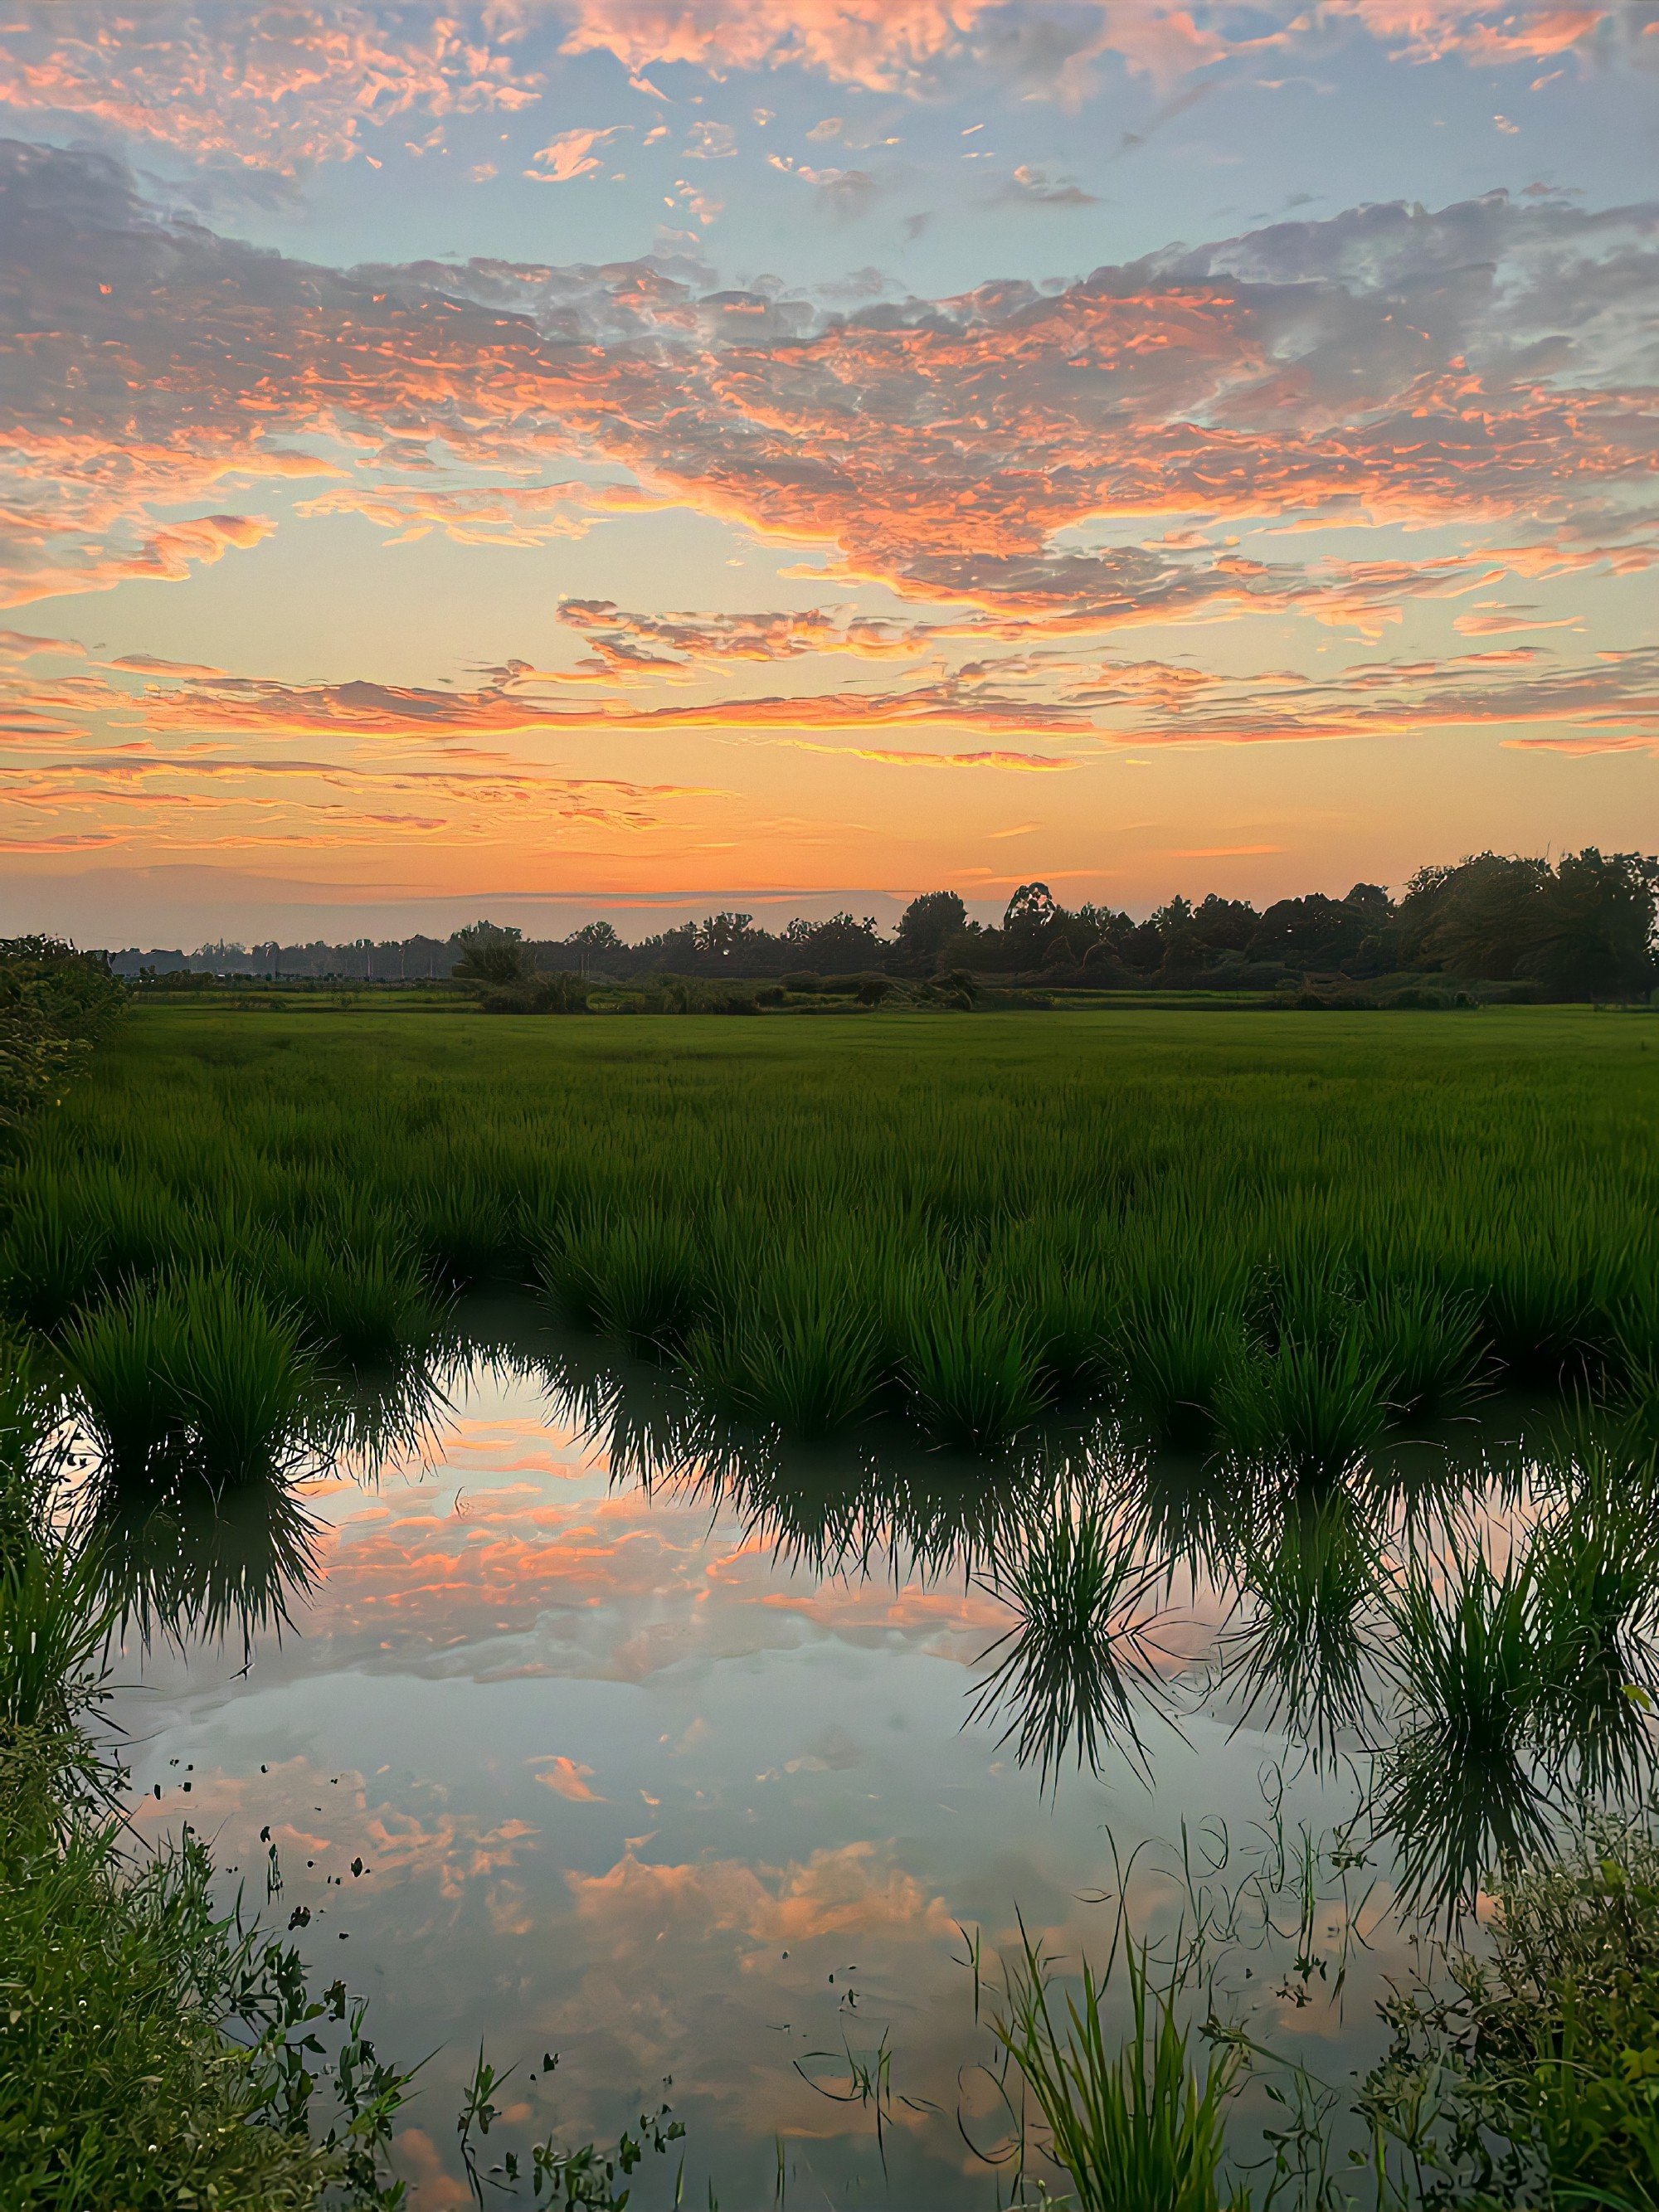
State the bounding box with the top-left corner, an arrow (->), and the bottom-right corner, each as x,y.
2,1 -> 1657,946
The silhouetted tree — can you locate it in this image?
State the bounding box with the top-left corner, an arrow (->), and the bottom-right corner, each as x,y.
1003,882 -> 1058,965
1249,893 -> 1370,970
894,890 -> 968,965
451,919 -> 530,985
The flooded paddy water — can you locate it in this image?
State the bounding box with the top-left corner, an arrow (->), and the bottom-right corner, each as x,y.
94,1302 -> 1609,2210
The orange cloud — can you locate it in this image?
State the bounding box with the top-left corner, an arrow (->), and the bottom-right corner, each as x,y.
778,739 -> 1076,770
567,1839 -> 955,1949
527,124 -> 631,182
557,600 -> 938,669
6,146 -> 1655,643
81,661 -> 1092,745
549,0 -> 1615,91
554,0 -> 1015,89
0,0 -> 1629,191
1326,1 -> 1608,61
1117,641 -> 1659,748
296,480 -> 682,549
0,3 -> 542,172
531,1755 -> 606,1801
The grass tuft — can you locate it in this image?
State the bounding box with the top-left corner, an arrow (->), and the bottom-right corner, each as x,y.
994,1915 -> 1244,2212
898,1286 -> 1051,1453
971,1497 -> 1169,1785
1379,1540 -> 1554,1923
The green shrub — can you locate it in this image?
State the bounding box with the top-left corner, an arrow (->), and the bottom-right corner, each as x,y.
1361,1815 -> 1659,2212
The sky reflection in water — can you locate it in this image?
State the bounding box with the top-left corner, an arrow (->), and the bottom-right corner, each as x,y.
102,1324 -> 1582,2209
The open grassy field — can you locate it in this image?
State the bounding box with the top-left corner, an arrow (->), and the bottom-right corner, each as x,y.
4,1004 -> 1657,1467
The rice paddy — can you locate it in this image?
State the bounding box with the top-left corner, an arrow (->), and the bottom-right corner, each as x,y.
6,1002 -> 1659,2206
4,1004 -> 1656,1479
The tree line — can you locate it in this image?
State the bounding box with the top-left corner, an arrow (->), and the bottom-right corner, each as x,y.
109,849 -> 1659,1001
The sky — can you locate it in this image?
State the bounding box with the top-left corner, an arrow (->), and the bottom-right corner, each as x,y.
1,2 -> 1657,946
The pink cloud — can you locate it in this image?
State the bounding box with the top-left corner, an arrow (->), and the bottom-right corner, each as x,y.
527,124 -> 630,182
531,1755 -> 607,1801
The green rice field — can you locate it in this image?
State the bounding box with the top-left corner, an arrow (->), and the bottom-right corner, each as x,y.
7,1004 -> 1657,1465
10,1003 -> 1659,2209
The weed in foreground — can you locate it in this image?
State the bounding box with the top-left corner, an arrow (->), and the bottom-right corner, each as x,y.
1360,1812 -> 1659,2212
993,1916 -> 1246,2212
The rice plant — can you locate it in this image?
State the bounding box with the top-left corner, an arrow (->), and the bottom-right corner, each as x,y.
95,1178 -> 217,1292
970,1496 -> 1170,1786
993,1917 -> 1245,2212
539,1210 -> 706,1353
60,1275 -> 317,1490
1224,1490 -> 1380,1762
86,1472 -> 319,1652
1377,1540 -> 1554,1923
1116,1281 -> 1243,1453
408,1162 -> 524,1286
1016,1230 -> 1114,1393
1135,1455 -> 1243,1590
0,1178 -> 105,1330
592,1216 -> 707,1352
10,1004 -> 1659,1478
259,1232 -> 440,1368
687,1304 -> 883,1437
898,1286 -> 1050,1453
1363,1277 -> 1485,1417
168,1272 -> 316,1487
1528,1474 -> 1659,1803
1474,1228 -> 1598,1380
59,1282 -> 194,1485
314,1349 -> 457,1473
1215,1321 -> 1390,1480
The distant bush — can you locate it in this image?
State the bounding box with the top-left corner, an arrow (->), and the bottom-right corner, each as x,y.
477,971 -> 590,1014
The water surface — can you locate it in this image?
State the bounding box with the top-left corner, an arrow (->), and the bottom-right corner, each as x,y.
102,1314 -> 1575,2209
